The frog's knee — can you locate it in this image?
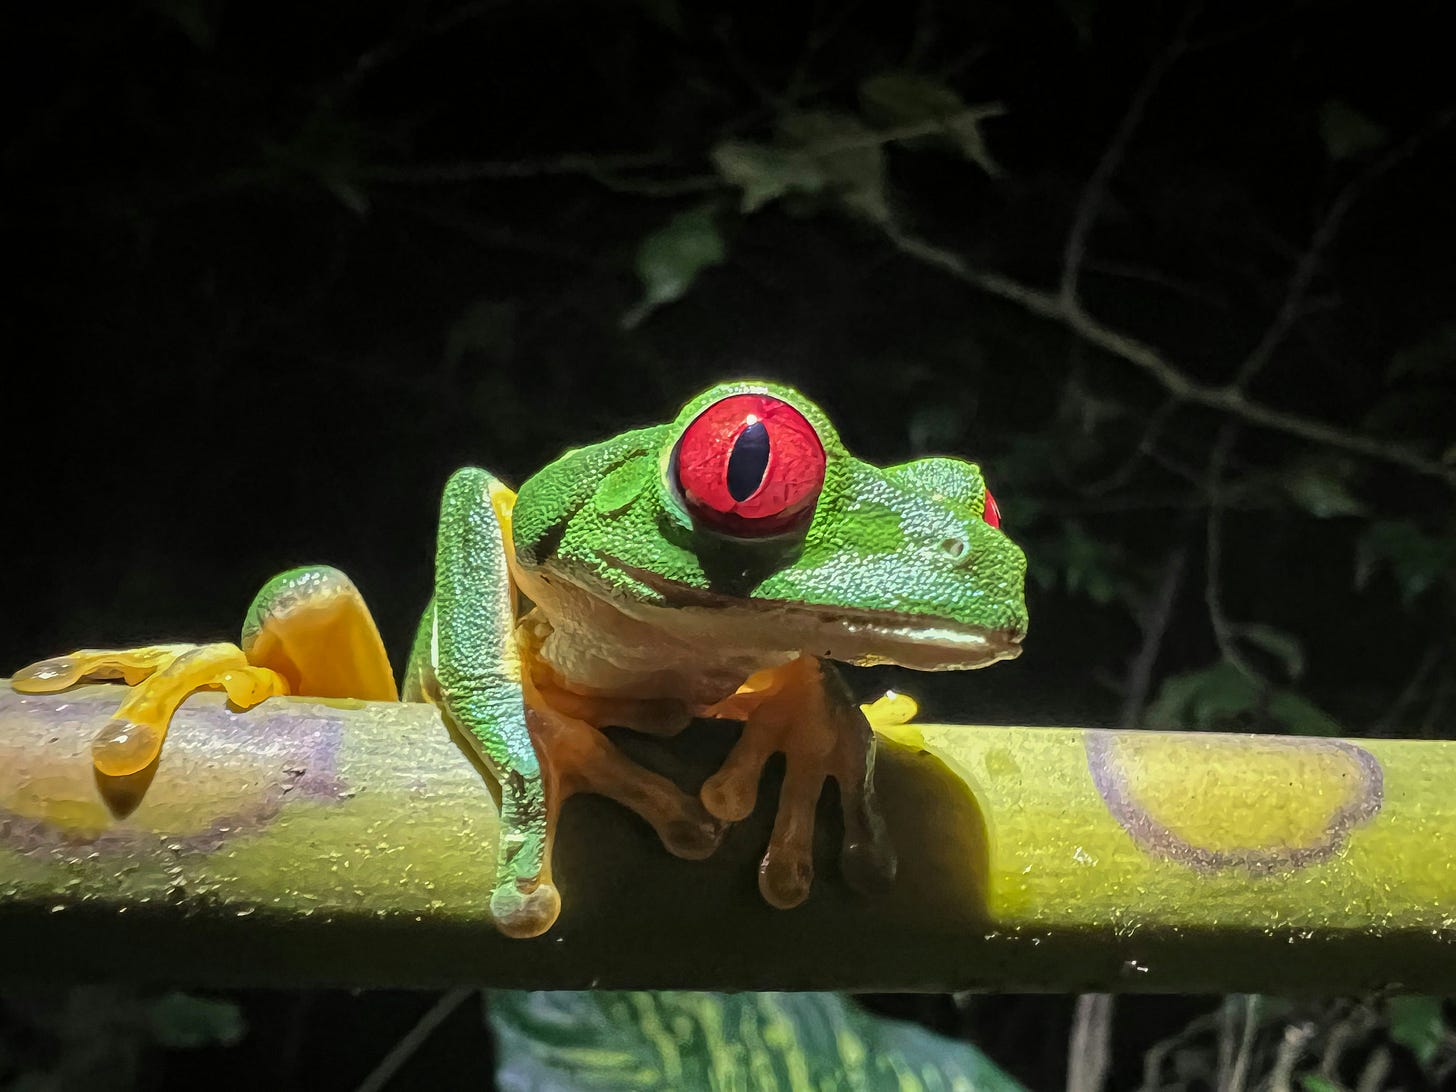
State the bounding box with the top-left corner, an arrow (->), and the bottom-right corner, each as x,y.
244,565 -> 359,631
243,566 -> 396,701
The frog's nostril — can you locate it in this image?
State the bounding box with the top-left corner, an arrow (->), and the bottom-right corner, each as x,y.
938,536 -> 969,561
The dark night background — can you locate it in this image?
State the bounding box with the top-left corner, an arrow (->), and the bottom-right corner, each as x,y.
3,1 -> 1454,1089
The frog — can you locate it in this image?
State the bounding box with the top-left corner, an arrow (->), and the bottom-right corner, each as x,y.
12,380 -> 1027,938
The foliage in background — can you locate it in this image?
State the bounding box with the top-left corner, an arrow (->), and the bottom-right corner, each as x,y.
5,0 -> 1455,1088
490,991 -> 1022,1091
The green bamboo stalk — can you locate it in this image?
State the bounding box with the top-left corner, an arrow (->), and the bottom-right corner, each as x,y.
1,681 -> 1451,991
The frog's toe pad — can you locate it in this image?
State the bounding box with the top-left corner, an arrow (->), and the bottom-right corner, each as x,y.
760,851 -> 814,910
91,718 -> 165,779
660,806 -> 729,861
700,765 -> 762,823
491,881 -> 561,939
11,656 -> 84,692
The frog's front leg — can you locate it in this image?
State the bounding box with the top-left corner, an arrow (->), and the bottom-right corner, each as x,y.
523,672 -> 728,859
428,470 -> 726,939
12,567 -> 396,776
700,656 -> 898,909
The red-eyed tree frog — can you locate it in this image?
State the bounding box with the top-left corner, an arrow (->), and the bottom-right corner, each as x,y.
13,381 -> 1027,937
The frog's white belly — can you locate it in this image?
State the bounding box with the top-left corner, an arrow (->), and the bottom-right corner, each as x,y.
517,571 -> 796,707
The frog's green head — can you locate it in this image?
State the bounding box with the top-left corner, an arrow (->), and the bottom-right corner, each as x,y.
514,381 -> 1027,670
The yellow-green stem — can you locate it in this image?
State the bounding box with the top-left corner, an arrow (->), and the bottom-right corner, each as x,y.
0,682 -> 1451,991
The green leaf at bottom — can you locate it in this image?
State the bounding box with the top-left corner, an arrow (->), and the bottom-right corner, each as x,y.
489,990 -> 1024,1091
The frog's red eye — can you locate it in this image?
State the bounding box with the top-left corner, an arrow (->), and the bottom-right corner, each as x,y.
673,393 -> 826,535
983,487 -> 1001,529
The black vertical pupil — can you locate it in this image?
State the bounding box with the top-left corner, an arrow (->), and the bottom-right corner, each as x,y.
726,420 -> 770,502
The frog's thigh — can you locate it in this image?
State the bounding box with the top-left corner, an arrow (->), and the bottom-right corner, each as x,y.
241,566 -> 398,701
528,688 -> 726,861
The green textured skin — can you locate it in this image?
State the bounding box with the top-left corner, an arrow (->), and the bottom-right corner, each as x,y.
410,468 -> 548,926
489,990 -> 1024,1090
242,486 -> 549,928
240,565 -> 354,651
512,380 -> 1028,639
220,383 -> 1026,938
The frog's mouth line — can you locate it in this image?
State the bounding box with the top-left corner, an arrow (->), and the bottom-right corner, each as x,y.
588,555 -> 1025,671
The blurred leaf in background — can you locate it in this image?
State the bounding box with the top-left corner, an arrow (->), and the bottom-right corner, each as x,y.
624,205 -> 726,328
489,991 -> 1024,1091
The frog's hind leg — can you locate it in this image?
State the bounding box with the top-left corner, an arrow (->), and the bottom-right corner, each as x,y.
427,468 -> 564,939
12,565 -> 396,778
14,642 -> 290,776
426,467 -> 727,938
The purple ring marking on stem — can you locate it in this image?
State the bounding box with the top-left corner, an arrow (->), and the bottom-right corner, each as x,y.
0,688 -> 349,857
1084,730 -> 1384,874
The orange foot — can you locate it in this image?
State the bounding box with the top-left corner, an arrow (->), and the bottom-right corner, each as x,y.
524,674 -> 727,865
700,656 -> 897,909
12,643 -> 288,776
